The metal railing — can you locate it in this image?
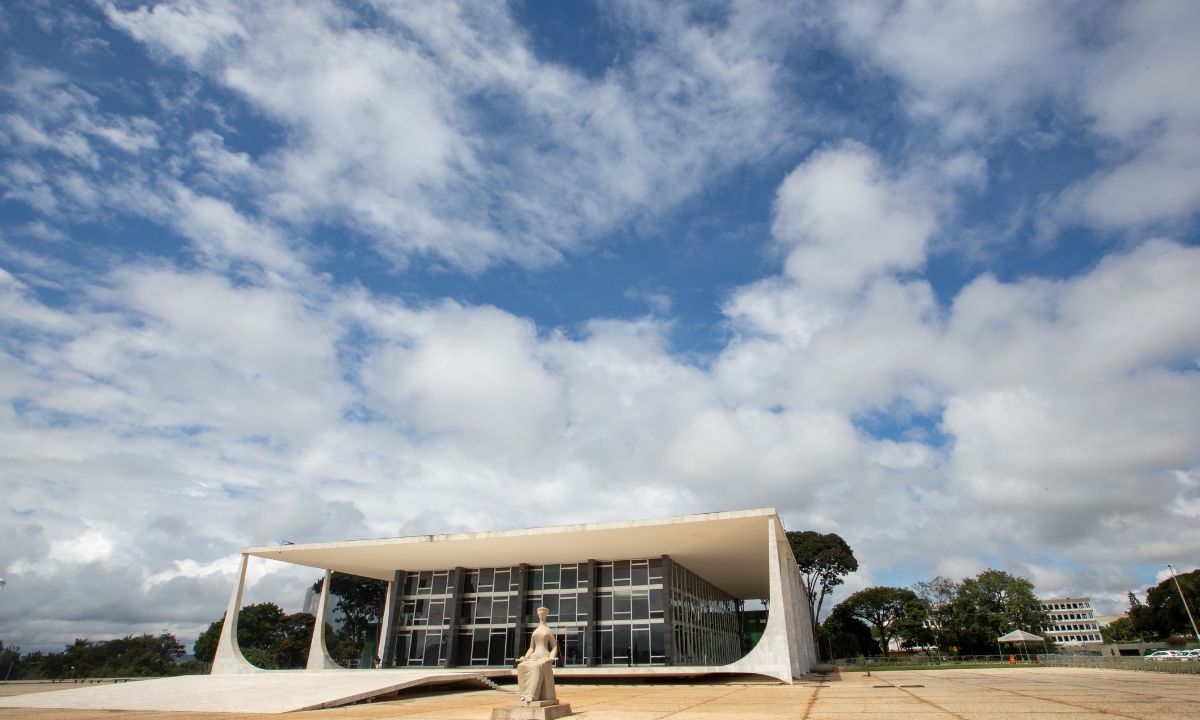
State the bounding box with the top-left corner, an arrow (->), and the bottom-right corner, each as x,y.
833,653 -> 1200,674
1036,654 -> 1200,674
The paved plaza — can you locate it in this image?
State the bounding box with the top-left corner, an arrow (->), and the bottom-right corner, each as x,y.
2,668 -> 1199,719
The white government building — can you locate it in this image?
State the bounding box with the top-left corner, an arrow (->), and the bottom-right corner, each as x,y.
212,508 -> 818,683
1039,597 -> 1103,645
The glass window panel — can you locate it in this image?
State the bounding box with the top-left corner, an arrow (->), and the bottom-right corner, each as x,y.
505,629 -> 516,661
633,591 -> 649,620
598,593 -> 612,621
632,562 -> 649,587
494,570 -> 509,591
479,568 -> 494,591
414,599 -> 428,624
454,632 -> 472,666
463,570 -> 478,594
460,599 -> 475,622
432,573 -> 447,595
598,564 -> 613,587
395,633 -> 410,665
403,574 -> 417,595
488,630 -> 506,665
576,564 -> 588,587
559,596 -> 576,620
561,567 -> 577,590
577,592 -> 589,621
401,601 -> 416,626
528,567 -> 543,591
473,629 -> 489,661
614,588 -> 632,619
649,558 -> 662,581
599,628 -> 613,665
650,623 -> 664,657
543,593 -> 559,619
614,624 -> 631,660
428,600 -> 445,626
544,564 -> 560,586
649,588 -> 663,614
409,630 -> 425,661
491,598 -> 508,624
633,628 -> 651,664
418,571 -> 432,590
613,560 -> 631,586
476,597 -> 492,624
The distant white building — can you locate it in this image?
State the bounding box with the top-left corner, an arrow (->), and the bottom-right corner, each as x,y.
1040,597 -> 1103,645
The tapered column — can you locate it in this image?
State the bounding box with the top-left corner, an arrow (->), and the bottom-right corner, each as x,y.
661,555 -> 674,666
720,516 -> 814,682
585,559 -> 599,666
211,553 -> 262,674
306,569 -> 341,669
378,570 -> 405,668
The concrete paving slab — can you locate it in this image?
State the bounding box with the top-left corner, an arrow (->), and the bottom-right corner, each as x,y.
0,669 -> 507,714
1,668 -> 1198,718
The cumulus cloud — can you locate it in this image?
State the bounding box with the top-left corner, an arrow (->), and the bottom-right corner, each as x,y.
104,0 -> 805,272
772,142 -> 939,296
2,1 -> 1198,652
832,0 -> 1200,232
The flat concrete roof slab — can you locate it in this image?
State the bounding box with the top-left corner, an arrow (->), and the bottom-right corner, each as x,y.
0,669 -> 506,714
243,509 -> 778,599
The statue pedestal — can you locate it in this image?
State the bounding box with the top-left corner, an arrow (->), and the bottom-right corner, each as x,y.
490,699 -> 573,719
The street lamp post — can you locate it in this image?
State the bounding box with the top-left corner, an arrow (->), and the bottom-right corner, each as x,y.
1166,564 -> 1200,642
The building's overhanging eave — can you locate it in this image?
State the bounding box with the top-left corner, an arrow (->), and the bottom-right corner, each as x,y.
244,508 -> 779,599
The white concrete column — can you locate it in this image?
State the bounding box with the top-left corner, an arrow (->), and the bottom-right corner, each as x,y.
210,553 -> 262,674
722,516 -> 812,682
377,571 -> 401,668
306,569 -> 342,670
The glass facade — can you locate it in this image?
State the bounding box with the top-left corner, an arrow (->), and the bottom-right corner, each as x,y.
668,561 -> 742,666
384,555 -> 745,668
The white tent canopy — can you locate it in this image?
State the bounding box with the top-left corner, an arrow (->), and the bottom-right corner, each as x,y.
998,630 -> 1044,643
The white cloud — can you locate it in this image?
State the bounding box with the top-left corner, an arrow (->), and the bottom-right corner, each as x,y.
772,142 -> 939,296
832,0 -> 1200,231
104,0 -> 805,272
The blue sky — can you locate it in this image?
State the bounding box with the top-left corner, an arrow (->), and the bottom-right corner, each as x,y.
2,0 -> 1199,652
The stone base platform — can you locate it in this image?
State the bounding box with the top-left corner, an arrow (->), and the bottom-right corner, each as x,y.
491,699 -> 574,719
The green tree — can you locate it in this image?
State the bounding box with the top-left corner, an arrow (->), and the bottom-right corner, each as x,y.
786,531 -> 858,641
911,576 -> 957,650
192,603 -> 315,669
943,569 -> 1047,654
1,641 -> 24,680
311,572 -> 388,653
835,586 -> 917,656
1131,569 -> 1200,640
14,634 -> 185,679
820,603 -> 879,659
892,599 -> 936,650
1101,616 -> 1138,643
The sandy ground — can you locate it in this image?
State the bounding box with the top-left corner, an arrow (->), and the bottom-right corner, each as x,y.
1,668 -> 1198,719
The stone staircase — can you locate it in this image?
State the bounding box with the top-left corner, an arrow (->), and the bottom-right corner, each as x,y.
475,675 -> 515,693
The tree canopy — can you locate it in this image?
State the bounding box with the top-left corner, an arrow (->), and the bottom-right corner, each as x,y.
1129,568 -> 1200,641
0,634 -> 191,680
786,530 -> 858,639
939,569 -> 1047,654
835,586 -> 916,656
311,572 -> 388,651
193,602 -> 315,669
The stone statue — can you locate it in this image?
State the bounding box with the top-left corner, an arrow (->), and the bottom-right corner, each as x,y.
516,606 -> 558,702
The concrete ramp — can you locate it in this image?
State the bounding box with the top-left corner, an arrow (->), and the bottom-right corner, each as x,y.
0,669 -> 510,714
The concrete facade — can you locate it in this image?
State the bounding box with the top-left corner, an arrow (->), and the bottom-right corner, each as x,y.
1040,597 -> 1104,646
211,509 -> 816,682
